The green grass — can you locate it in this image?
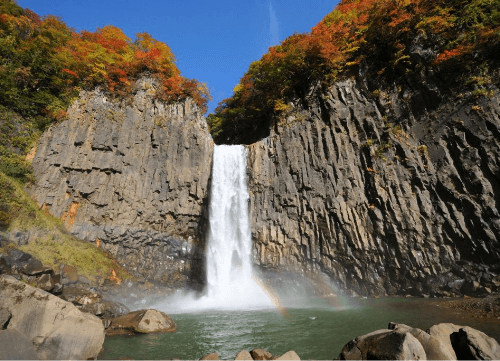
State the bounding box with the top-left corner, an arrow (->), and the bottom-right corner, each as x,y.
0,171 -> 132,283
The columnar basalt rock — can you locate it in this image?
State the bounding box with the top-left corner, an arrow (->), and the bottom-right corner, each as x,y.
30,79 -> 213,288
247,78 -> 500,297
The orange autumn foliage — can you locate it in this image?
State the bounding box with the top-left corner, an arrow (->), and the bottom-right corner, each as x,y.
208,0 -> 500,144
0,0 -> 210,130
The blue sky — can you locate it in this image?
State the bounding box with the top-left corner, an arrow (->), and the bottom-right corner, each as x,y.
17,0 -> 338,114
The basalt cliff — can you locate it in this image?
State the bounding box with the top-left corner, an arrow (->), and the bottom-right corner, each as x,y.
28,74 -> 500,297
29,79 -> 213,289
247,78 -> 500,297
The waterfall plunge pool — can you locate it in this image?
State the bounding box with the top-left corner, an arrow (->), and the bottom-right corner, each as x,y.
98,297 -> 500,360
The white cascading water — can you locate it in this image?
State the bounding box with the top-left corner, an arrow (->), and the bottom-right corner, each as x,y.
157,144 -> 274,312
202,144 -> 273,309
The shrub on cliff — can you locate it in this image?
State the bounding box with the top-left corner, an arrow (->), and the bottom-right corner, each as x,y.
208,0 -> 500,144
0,0 -> 210,183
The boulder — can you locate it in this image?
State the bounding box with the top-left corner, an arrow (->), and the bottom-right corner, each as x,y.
427,322 -> 461,358
0,329 -> 39,360
59,286 -> 129,319
450,326 -> 500,360
21,258 -> 49,276
35,273 -> 56,291
234,349 -> 253,360
6,248 -> 54,279
199,352 -> 219,360
1,249 -> 62,294
7,248 -> 32,267
0,275 -> 105,360
340,328 -> 426,360
60,286 -> 102,305
107,309 -> 176,335
81,299 -> 130,319
275,350 -> 300,360
250,348 -> 274,360
390,323 -> 456,360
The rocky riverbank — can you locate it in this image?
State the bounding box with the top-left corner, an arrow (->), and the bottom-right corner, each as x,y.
0,244 -> 179,360
434,295 -> 500,319
2,252 -> 500,361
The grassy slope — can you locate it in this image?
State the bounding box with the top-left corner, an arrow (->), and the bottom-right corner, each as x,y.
0,171 -> 132,283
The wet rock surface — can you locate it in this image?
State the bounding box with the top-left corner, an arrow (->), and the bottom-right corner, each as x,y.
247,79 -> 500,297
31,79 -> 213,289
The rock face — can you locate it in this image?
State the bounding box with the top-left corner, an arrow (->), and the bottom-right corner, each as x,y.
31,79 -> 213,288
0,275 -> 105,360
247,79 -> 500,297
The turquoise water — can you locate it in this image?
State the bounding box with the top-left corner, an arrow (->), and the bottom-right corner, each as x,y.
99,298 -> 500,360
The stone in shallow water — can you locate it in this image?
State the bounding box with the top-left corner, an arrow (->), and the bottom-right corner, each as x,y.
234,349 -> 253,360
199,352 -> 219,360
275,350 -> 300,360
250,348 -> 274,360
340,328 -> 426,360
107,309 -> 176,335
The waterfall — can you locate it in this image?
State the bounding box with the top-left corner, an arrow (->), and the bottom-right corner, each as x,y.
155,144 -> 274,312
202,144 -> 272,309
